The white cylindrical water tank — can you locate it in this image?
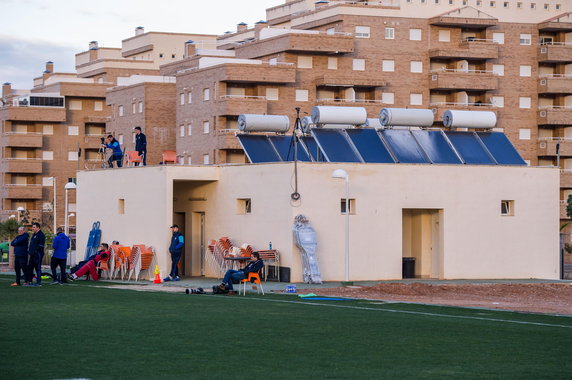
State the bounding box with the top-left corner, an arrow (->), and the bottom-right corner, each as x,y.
238,114 -> 290,133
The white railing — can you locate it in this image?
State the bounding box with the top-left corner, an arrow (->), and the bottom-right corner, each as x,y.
538,41 -> 572,46
461,38 -> 496,43
431,68 -> 494,74
561,169 -> 572,173
177,61 -> 293,75
219,95 -> 267,100
429,102 -> 494,107
539,74 -> 572,78
216,129 -> 241,135
317,98 -> 386,104
539,106 -> 572,110
538,137 -> 572,142
2,132 -> 43,135
4,184 -> 42,187
4,157 -> 42,160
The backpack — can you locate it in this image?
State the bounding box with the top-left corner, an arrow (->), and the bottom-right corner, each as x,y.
212,284 -> 229,294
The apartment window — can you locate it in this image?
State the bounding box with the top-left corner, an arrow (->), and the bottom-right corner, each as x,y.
159,53 -> 163,58
491,96 -> 504,108
353,59 -> 365,71
410,93 -> 423,105
517,2 -> 522,8
520,65 -> 532,77
295,89 -> 309,102
492,64 -> 505,76
118,199 -> 125,214
463,0 -> 468,4
476,0 -> 482,5
382,60 -> 395,72
489,1 -> 496,7
435,0 -> 440,3
180,125 -> 185,137
328,57 -> 338,70
382,92 -> 395,104
203,88 -> 210,101
556,4 -> 561,10
68,126 -> 79,136
42,177 -> 53,186
519,128 -> 531,140
503,1 -> 509,7
410,61 -> 423,73
138,101 -> 143,113
118,105 -> 124,116
180,93 -> 185,105
68,151 -> 78,161
94,101 -> 103,111
355,26 -> 370,38
203,121 -> 210,134
492,32 -> 504,44
449,0 -> 454,4
531,3 -> 537,9
188,124 -> 192,136
501,200 -> 514,216
187,92 -> 192,104
520,34 -> 532,45
132,103 -> 137,114
203,154 -> 210,165
237,198 -> 252,214
42,151 -> 53,160
43,125 -> 53,135
519,97 -> 531,109
172,54 -> 176,58
68,100 -> 82,110
118,134 -> 123,145
340,199 -> 356,214
297,56 -> 313,69
409,29 -> 422,41
438,30 -> 451,42
544,3 -> 549,10
266,88 -> 279,101
385,28 -> 395,40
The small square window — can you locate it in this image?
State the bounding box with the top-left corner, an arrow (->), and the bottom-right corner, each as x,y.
501,200 -> 514,216
489,1 -> 496,7
118,199 -> 125,214
203,121 -> 210,134
132,103 -> 136,114
503,1 -> 509,7
118,105 -> 124,117
517,2 -> 522,8
544,3 -> 549,10
355,26 -> 370,38
188,124 -> 192,136
296,89 -> 309,102
328,57 -> 338,70
180,125 -> 185,137
352,59 -> 365,71
519,34 -> 532,45
203,154 -> 210,165
43,125 -> 53,135
188,92 -> 192,104
340,199 -> 356,214
138,101 -> 143,113
382,60 -> 395,72
203,88 -> 210,101
385,28 -> 395,40
237,198 -> 252,214
68,151 -> 78,161
531,3 -> 536,9
556,4 -> 561,10
180,93 -> 185,105
519,128 -> 531,139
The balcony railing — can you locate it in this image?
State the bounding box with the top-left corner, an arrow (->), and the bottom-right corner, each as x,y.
219,95 -> 266,100
1,132 -> 43,148
0,184 -> 43,199
316,98 -> 386,104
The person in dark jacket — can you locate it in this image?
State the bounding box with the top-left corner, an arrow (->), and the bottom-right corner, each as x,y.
134,126 -> 147,166
164,224 -> 184,282
25,222 -> 45,286
220,252 -> 264,294
104,135 -> 123,168
69,243 -> 110,281
50,227 -> 70,285
10,226 -> 29,286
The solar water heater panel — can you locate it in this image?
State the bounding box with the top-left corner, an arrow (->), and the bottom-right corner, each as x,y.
411,130 -> 462,164
268,135 -> 311,162
236,135 -> 281,163
300,136 -> 324,162
476,132 -> 526,166
346,129 -> 395,163
380,129 -> 429,163
311,129 -> 362,163
445,131 -> 496,165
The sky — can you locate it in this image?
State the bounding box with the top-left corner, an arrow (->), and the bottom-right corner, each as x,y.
0,0 -> 285,89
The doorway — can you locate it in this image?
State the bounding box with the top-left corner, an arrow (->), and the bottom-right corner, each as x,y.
191,212 -> 206,276
402,209 -> 443,279
173,212 -> 186,276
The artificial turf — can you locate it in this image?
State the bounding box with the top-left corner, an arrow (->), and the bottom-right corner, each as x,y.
1,275 -> 571,379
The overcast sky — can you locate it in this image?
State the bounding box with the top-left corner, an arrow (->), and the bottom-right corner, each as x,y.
0,0 -> 284,89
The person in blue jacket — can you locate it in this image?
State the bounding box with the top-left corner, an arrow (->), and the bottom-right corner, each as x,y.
104,135 -> 123,168
219,252 -> 264,294
164,224 -> 184,282
25,222 -> 45,286
10,226 -> 29,286
50,227 -> 70,285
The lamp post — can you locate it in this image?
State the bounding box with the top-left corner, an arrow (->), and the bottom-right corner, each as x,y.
48,176 -> 56,233
331,169 -> 350,283
64,182 -> 77,236
16,206 -> 25,224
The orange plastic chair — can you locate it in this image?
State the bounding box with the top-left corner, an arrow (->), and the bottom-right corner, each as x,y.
125,151 -> 143,167
240,272 -> 264,296
162,150 -> 177,164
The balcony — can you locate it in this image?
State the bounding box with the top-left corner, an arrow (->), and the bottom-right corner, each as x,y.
236,31 -> 354,59
538,107 -> 572,126
218,62 -> 296,84
561,170 -> 572,188
215,95 -> 268,116
429,103 -> 496,121
0,184 -> 42,199
429,70 -> 498,91
560,200 -> 569,219
0,209 -> 41,222
3,159 -> 43,173
429,39 -> 499,60
1,133 -> 43,148
429,15 -> 498,28
538,75 -> 572,94
315,73 -> 386,88
538,44 -> 572,63
0,105 -> 66,122
85,115 -> 109,123
538,138 -> 572,156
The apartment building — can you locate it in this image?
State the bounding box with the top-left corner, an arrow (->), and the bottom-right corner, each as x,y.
166,0 -> 572,222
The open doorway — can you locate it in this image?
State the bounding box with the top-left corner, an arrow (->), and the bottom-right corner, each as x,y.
402,209 -> 443,279
191,212 -> 206,276
173,212 -> 186,276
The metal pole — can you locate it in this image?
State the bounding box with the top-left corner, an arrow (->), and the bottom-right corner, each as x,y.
53,177 -> 56,233
344,176 -> 349,282
64,188 -> 69,236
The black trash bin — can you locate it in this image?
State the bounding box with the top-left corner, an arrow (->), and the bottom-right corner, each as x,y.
402,257 -> 416,279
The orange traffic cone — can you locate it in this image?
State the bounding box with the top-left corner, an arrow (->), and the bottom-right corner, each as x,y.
153,265 -> 162,284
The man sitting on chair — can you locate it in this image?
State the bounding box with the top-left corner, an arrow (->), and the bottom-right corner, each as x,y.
69,243 -> 110,281
219,252 -> 264,294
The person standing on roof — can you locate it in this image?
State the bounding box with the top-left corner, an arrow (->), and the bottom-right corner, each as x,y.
134,126 -> 147,166
10,226 -> 29,286
164,224 -> 184,282
50,227 -> 70,285
103,135 -> 123,168
25,222 -> 45,286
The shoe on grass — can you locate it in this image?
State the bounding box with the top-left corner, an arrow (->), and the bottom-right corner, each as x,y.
173,276 -> 180,281
163,276 -> 172,282
50,281 -> 60,285
10,282 -> 19,287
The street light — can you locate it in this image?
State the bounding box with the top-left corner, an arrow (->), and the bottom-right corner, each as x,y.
331,169 -> 350,283
64,182 -> 77,236
47,177 -> 56,233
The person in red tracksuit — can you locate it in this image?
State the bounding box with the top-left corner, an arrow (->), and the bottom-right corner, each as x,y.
69,243 -> 110,281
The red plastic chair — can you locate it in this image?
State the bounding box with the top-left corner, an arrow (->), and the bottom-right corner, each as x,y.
240,272 -> 264,296
162,150 -> 177,164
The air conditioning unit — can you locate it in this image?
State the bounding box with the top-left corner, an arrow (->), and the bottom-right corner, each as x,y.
540,47 -> 548,54
431,74 -> 438,81
540,79 -> 547,85
540,142 -> 547,149
540,110 -> 547,117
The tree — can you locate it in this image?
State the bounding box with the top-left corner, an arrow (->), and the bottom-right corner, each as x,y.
0,219 -> 20,241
